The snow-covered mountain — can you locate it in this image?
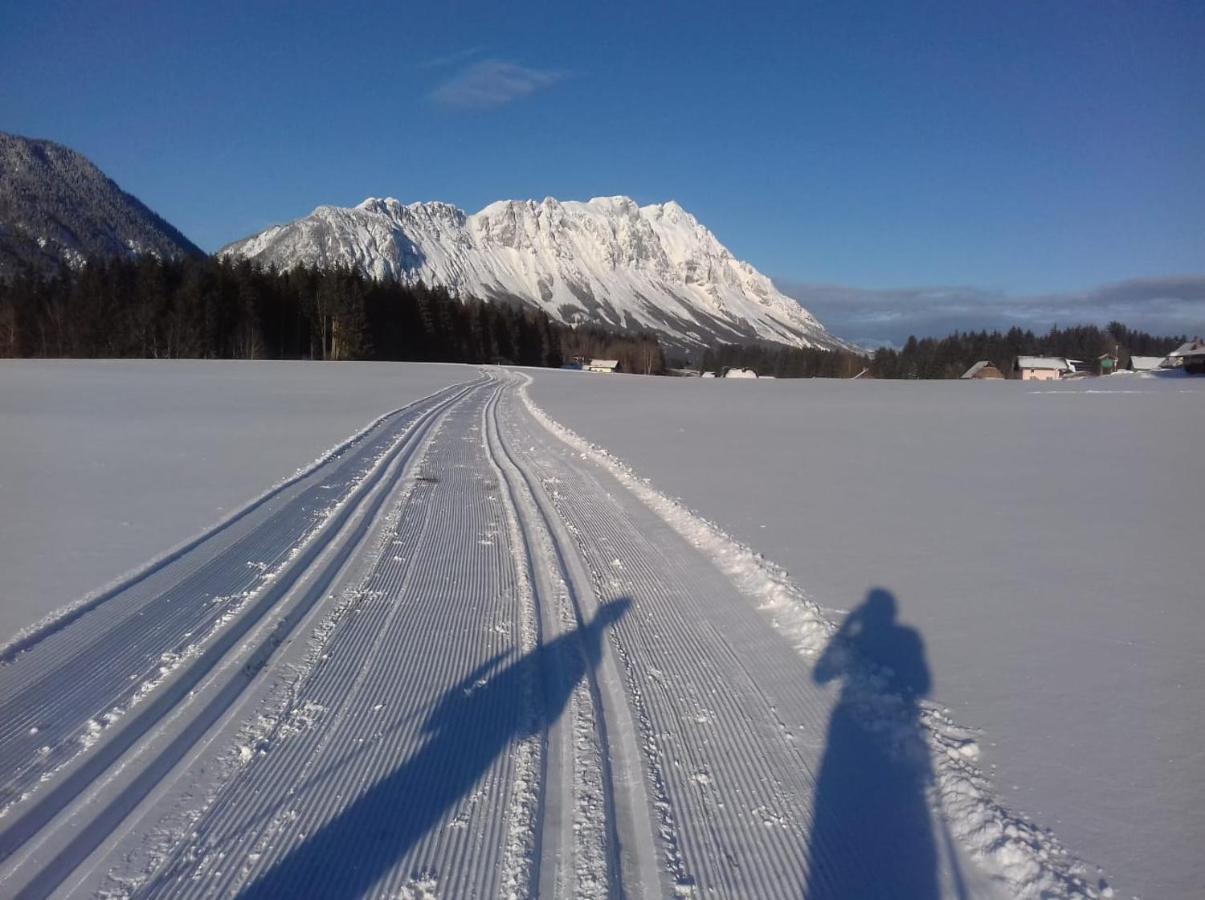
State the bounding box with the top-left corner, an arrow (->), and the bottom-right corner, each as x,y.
0,133 -> 202,279
222,196 -> 845,352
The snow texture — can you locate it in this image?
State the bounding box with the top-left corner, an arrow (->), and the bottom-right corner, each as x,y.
0,360 -> 477,644
0,362 -> 1141,899
526,368 -> 1205,900
220,196 -> 845,352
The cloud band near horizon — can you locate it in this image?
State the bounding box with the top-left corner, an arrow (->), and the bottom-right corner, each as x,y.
775,275 -> 1205,348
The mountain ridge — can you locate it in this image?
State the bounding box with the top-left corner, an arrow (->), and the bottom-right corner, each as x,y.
0,132 -> 203,279
222,194 -> 846,352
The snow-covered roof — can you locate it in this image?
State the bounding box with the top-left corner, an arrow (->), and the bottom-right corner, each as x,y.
1168,339 -> 1205,359
960,360 -> 999,379
1129,356 -> 1166,371
588,359 -> 619,368
1015,356 -> 1070,371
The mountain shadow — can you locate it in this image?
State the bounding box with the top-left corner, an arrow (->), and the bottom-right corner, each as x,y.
239,597 -> 630,899
805,588 -> 954,899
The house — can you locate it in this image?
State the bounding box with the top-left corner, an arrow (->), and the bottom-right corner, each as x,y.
960,360 -> 1005,380
1128,355 -> 1166,372
1096,352 -> 1119,375
586,359 -> 619,374
1166,338 -> 1205,374
723,367 -> 758,379
1013,356 -> 1072,381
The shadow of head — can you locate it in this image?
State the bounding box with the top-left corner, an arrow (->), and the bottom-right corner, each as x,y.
849,587 -> 896,635
421,596 -> 632,738
817,587 -> 930,699
594,596 -> 631,627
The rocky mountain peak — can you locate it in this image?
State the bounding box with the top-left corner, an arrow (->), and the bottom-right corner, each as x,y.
222,194 -> 844,353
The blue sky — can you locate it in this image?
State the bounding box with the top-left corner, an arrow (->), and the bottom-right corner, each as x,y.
2,0 -> 1202,342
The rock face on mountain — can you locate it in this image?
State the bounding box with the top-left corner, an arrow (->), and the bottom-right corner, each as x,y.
0,132 -> 202,279
222,195 -> 843,351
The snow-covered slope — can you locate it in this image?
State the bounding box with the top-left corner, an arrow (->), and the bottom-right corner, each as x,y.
0,133 -> 202,278
222,196 -> 845,351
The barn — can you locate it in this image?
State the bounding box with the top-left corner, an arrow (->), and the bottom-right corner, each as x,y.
1167,339 -> 1205,375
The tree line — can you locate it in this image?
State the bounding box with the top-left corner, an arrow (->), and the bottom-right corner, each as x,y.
1,256 -> 1186,380
866,324 -> 1186,379
700,342 -> 869,378
0,255 -> 666,371
700,323 -> 1188,379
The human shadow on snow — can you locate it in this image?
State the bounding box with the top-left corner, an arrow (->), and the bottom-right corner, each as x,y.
805,587 -> 964,900
240,597 -> 631,899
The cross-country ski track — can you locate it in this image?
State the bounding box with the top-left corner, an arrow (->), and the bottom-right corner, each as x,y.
0,369 -> 1107,899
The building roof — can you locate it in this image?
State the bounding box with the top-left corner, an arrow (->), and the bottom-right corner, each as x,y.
1129,356 -> 1166,371
588,359 -> 619,368
1169,339 -> 1205,359
960,360 -> 1001,379
1015,356 -> 1071,371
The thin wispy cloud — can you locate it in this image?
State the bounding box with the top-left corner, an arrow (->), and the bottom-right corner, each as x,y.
416,47 -> 483,69
429,59 -> 565,110
775,276 -> 1205,348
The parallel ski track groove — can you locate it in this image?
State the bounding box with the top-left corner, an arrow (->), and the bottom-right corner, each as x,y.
126,381 -> 526,899
0,398 -> 413,668
0,380 -> 483,897
488,378 -> 668,899
503,378 -> 840,897
145,452 -> 446,896
483,384 -> 601,899
485,386 -> 625,898
0,381 -> 480,822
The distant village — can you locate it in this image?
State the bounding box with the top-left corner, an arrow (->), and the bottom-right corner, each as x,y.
966,337 -> 1205,381
562,357 -> 772,378
561,337 -> 1205,380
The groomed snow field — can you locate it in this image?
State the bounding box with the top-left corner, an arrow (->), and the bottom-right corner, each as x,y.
527,368 -> 1205,900
1,359 -> 1197,898
0,360 -> 477,642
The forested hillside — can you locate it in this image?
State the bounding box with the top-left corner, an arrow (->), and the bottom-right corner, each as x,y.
0,133 -> 202,278
2,255 -> 1187,380
0,255 -> 665,372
